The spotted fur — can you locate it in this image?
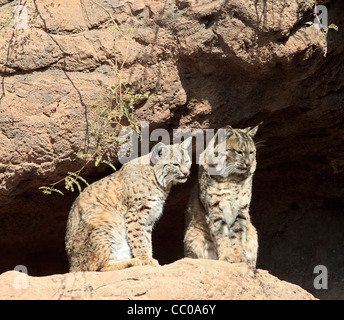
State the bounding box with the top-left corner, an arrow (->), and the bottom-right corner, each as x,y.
184,125 -> 260,267
66,138 -> 192,272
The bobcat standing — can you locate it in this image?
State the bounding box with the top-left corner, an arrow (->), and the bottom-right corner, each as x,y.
184,125 -> 260,267
66,138 -> 192,272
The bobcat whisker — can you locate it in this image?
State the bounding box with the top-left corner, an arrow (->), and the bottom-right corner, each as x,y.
225,163 -> 237,174
255,140 -> 265,149
165,175 -> 177,185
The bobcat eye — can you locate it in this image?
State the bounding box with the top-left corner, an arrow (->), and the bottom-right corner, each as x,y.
172,163 -> 180,167
250,151 -> 254,154
235,150 -> 243,155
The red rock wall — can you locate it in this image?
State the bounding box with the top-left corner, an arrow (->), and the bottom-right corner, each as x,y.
1,0 -> 343,299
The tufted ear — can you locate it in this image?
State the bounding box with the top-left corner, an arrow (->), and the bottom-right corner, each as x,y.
243,122 -> 262,138
224,125 -> 234,137
151,142 -> 170,164
210,126 -> 231,150
181,136 -> 192,150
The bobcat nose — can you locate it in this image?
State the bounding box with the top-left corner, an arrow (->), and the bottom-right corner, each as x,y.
245,162 -> 251,167
180,166 -> 189,176
182,169 -> 189,176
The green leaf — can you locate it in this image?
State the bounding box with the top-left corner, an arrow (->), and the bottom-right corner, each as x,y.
74,180 -> 82,193
90,97 -> 103,108
52,188 -> 65,195
65,177 -> 75,192
38,186 -> 64,196
67,172 -> 90,188
77,175 -> 90,187
328,24 -> 339,31
101,160 -> 117,172
95,154 -> 102,167
38,186 -> 52,195
123,104 -> 131,120
74,152 -> 92,160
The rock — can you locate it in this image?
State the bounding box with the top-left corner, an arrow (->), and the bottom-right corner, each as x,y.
0,258 -> 316,300
0,0 -> 344,300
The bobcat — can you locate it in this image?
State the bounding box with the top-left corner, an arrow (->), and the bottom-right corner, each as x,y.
65,137 -> 192,272
184,124 -> 260,267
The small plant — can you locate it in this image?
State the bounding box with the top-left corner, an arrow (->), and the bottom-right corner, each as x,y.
39,82 -> 149,196
0,2 -> 149,196
323,23 -> 339,38
313,3 -> 339,38
90,82 -> 148,145
38,19 -> 150,196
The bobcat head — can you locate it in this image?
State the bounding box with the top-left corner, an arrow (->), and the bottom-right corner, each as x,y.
202,124 -> 261,179
151,137 -> 192,188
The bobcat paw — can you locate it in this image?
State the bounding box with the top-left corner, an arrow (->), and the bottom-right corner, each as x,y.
220,255 -> 246,264
141,258 -> 160,267
129,258 -> 144,267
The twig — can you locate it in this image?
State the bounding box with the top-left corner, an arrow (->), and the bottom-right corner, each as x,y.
89,0 -> 119,30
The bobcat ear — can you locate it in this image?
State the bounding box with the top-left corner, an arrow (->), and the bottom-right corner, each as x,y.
181,136 -> 192,150
244,122 -> 262,138
225,125 -> 234,137
213,125 -> 233,146
151,142 -> 169,164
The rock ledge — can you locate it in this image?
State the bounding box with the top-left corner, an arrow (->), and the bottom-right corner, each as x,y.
0,258 -> 316,300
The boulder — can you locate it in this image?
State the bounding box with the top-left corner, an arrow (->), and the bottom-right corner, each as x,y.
0,258 -> 316,300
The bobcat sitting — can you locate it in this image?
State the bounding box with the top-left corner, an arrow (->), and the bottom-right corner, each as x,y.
184,125 -> 260,267
66,138 -> 192,272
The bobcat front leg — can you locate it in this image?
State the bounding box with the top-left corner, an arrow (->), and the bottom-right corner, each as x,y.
245,221 -> 258,268
125,207 -> 160,267
205,202 -> 246,263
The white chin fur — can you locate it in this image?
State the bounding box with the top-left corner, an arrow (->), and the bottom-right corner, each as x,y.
174,177 -> 187,184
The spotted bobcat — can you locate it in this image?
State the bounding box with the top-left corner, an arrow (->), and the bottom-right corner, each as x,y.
184,125 -> 260,267
66,138 -> 192,272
